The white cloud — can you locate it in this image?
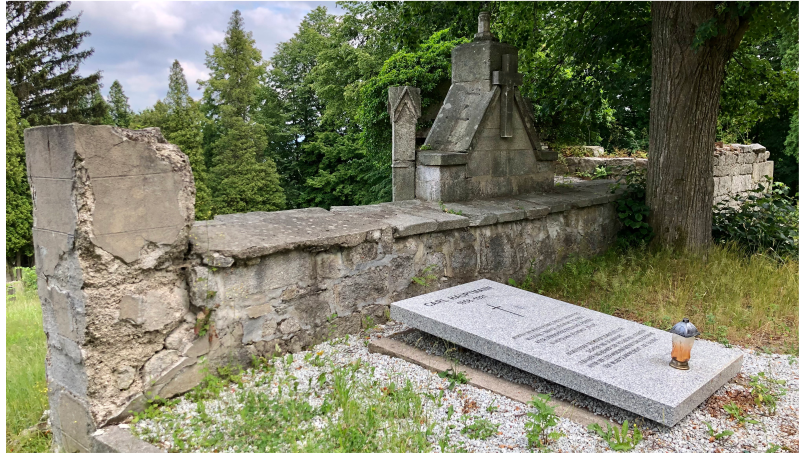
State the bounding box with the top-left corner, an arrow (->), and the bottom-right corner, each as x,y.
66,2 -> 341,111
191,24 -> 227,46
176,60 -> 209,96
79,2 -> 187,39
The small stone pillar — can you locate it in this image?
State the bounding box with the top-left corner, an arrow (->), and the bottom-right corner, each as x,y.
25,125 -> 195,452
388,86 -> 421,201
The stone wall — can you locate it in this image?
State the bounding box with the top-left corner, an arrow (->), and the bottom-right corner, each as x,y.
555,144 -> 773,206
712,144 -> 773,205
185,184 -> 618,369
557,157 -> 648,177
25,125 -> 195,452
25,124 -> 620,452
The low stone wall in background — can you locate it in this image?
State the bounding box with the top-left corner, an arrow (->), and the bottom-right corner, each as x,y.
555,144 -> 773,206
556,156 -> 647,177
713,144 -> 773,206
25,124 -> 621,452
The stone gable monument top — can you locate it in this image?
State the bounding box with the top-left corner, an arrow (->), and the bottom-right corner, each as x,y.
412,12 -> 557,202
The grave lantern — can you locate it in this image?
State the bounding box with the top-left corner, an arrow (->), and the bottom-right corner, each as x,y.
669,318 -> 700,370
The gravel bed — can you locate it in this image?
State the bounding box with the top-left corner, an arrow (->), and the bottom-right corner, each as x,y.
394,325 -> 799,452
131,322 -> 798,453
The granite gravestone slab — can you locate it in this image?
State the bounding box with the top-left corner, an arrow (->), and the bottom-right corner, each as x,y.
390,279 -> 742,426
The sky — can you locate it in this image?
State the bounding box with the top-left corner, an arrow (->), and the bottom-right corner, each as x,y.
66,1 -> 342,112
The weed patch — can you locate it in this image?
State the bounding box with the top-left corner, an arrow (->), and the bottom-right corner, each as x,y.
588,420 -> 643,451
524,394 -> 564,449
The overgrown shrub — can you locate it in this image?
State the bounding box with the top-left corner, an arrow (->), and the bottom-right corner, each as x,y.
713,177 -> 799,260
13,266 -> 37,291
610,168 -> 653,247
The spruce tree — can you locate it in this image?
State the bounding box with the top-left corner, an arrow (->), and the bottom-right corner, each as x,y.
6,1 -> 103,125
200,10 -> 285,215
6,78 -> 33,270
162,61 -> 213,220
107,80 -> 132,127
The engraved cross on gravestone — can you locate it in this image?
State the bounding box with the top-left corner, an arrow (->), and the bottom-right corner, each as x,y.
492,54 -> 523,138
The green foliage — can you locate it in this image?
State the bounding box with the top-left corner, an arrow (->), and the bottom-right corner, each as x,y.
411,264 -> 439,287
15,266 -> 38,290
723,402 -> 760,426
460,418 -> 499,440
134,350 -> 432,452
263,4 -> 411,209
74,88 -> 113,126
6,77 -> 33,263
356,29 -> 469,204
749,371 -> 787,415
371,2 -> 651,150
702,421 -> 734,441
576,166 -> 609,180
200,10 -> 285,215
592,166 -> 609,180
439,201 -> 463,215
159,61 -> 213,220
107,80 -> 133,128
7,285 -> 50,451
712,177 -> 799,260
588,420 -> 643,451
518,244 -> 798,353
437,368 -> 469,391
610,169 -> 653,246
524,394 -> 564,450
6,1 -> 104,126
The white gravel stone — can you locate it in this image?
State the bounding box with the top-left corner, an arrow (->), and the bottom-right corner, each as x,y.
131,322 -> 799,453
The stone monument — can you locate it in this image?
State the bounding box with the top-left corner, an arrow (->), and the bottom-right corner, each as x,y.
391,279 -> 743,426
412,11 -> 558,202
389,86 -> 422,201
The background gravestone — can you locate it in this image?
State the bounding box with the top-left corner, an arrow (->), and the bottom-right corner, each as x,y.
25,124 -> 195,452
389,86 -> 422,201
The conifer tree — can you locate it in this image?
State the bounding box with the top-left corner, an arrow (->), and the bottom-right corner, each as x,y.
162,61 -> 213,220
200,10 -> 285,215
6,1 -> 103,125
6,78 -> 33,270
107,80 -> 132,127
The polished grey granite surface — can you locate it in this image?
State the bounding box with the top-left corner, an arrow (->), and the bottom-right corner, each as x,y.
390,279 -> 742,426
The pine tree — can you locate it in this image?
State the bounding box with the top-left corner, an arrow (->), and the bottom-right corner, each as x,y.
161,61 -> 213,220
6,1 -> 103,125
200,10 -> 285,215
107,80 -> 132,127
6,78 -> 33,270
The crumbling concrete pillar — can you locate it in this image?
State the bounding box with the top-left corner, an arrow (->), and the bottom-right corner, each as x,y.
389,86 -> 421,201
25,125 -> 195,452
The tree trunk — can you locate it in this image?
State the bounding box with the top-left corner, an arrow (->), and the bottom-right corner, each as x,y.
648,2 -> 751,250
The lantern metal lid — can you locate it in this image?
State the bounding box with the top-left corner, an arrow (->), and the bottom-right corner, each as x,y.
669,318 -> 699,338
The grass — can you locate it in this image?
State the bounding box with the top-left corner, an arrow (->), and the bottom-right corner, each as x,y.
134,351 -> 437,452
7,286 -> 51,452
515,243 -> 798,354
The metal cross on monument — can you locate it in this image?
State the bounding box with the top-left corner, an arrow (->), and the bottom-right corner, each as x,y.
492,54 -> 523,138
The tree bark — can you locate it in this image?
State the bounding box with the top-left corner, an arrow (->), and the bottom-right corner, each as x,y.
648,2 -> 751,250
